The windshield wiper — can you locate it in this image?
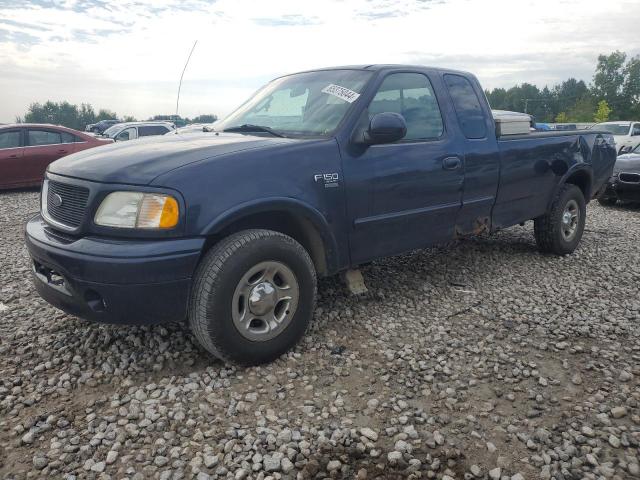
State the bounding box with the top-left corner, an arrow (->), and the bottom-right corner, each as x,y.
222,124 -> 286,138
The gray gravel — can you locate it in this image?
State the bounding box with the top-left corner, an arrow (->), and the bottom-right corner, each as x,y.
0,189 -> 639,479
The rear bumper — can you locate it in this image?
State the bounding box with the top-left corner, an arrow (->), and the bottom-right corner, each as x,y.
602,175 -> 640,202
25,215 -> 205,325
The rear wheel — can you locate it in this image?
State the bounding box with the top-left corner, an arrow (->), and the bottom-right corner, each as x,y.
534,184 -> 586,255
189,229 -> 317,365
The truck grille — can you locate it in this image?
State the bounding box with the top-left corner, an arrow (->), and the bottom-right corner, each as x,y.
46,180 -> 90,228
619,172 -> 640,184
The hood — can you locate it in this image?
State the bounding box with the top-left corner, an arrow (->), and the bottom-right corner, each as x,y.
614,153 -> 640,174
48,132 -> 294,185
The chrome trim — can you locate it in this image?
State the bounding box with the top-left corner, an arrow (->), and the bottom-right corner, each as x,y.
41,180 -> 78,232
23,141 -> 84,149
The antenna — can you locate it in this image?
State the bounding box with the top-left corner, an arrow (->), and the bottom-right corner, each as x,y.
175,40 -> 198,123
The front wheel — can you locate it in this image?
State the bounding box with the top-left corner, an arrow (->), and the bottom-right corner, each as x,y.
189,229 -> 317,365
534,184 -> 586,255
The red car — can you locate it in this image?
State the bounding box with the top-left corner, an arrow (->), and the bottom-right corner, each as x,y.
0,124 -> 113,189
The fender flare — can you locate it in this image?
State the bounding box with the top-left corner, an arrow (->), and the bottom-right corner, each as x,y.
547,164 -> 593,210
202,197 -> 340,273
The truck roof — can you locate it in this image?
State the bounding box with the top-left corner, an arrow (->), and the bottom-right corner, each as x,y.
290,64 -> 474,76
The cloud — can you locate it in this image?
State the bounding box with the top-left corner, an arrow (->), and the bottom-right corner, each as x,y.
0,0 -> 639,122
253,15 -> 321,26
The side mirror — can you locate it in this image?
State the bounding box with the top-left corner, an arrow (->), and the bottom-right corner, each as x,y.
362,112 -> 407,145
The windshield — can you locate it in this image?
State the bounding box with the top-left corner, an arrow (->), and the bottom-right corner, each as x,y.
102,125 -> 121,137
215,69 -> 372,137
592,123 -> 631,135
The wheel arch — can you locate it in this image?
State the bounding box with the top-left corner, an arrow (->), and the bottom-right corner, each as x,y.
549,166 -> 593,210
201,198 -> 339,276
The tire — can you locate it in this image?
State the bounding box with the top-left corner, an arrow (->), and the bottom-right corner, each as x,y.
534,184 -> 586,255
189,229 -> 317,365
597,195 -> 617,206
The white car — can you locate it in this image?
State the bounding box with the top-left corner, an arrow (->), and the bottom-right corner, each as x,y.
102,122 -> 175,142
591,121 -> 640,154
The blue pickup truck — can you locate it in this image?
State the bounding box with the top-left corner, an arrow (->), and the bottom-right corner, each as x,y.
25,65 -> 616,365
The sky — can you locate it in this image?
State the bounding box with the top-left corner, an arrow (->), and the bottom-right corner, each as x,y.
1,0 -> 639,123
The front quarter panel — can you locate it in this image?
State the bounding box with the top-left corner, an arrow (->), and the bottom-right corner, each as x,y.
151,138 -> 349,271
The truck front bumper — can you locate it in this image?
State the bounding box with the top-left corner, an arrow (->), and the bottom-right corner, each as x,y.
25,215 -> 205,325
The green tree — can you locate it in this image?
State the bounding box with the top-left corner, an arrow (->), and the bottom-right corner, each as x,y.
555,112 -> 569,123
593,51 -> 628,118
567,95 -> 597,122
191,114 -> 218,123
19,101 -> 120,130
594,100 -> 611,122
622,56 -> 640,118
96,109 -> 118,121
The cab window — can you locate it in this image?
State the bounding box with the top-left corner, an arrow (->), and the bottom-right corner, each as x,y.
633,123 -> 640,136
28,129 -> 62,146
0,130 -> 21,149
444,74 -> 487,139
368,72 -> 444,141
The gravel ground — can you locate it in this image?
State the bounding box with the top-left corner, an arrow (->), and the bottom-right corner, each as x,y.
0,189 -> 639,480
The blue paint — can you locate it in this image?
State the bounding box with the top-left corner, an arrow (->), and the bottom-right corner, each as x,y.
25,65 -> 617,325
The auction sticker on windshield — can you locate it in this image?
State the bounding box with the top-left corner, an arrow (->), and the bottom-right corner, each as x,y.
321,84 -> 360,103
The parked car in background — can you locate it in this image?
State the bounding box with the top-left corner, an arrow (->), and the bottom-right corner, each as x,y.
0,124 -> 113,189
598,143 -> 640,205
554,123 -> 577,131
85,119 -> 120,134
591,121 -> 640,153
102,122 -> 175,142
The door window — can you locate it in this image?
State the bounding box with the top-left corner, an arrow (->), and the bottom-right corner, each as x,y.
444,74 -> 487,139
368,73 -> 443,141
632,123 -> 640,136
60,132 -> 81,143
139,125 -> 169,136
28,130 -> 62,146
0,131 -> 21,149
115,128 -> 136,141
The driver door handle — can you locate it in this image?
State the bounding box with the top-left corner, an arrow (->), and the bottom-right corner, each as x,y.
442,156 -> 462,170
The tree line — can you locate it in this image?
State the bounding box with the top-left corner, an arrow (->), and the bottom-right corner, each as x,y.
15,101 -> 217,130
485,51 -> 640,124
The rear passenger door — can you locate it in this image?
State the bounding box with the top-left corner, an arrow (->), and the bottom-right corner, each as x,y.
343,71 -> 465,264
0,129 -> 25,188
443,73 -> 500,235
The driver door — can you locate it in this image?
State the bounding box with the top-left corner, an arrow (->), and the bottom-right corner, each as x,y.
342,72 -> 464,264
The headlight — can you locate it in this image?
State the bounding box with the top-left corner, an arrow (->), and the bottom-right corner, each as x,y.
94,192 -> 179,229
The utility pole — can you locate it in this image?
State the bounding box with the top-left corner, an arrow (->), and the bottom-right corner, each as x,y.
522,97 -> 554,114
